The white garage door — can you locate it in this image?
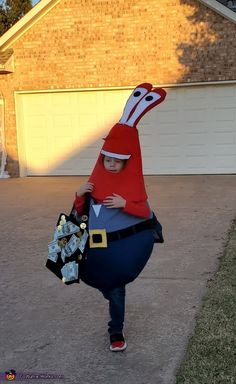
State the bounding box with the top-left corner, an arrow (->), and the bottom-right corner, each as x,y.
16,85 -> 236,176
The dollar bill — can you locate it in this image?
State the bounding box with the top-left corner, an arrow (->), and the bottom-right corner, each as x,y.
61,261 -> 78,282
61,252 -> 66,264
54,221 -> 80,239
48,240 -> 61,254
68,261 -> 78,280
61,267 -> 67,281
68,234 -> 78,253
78,230 -> 89,253
47,252 -> 59,263
61,234 -> 78,260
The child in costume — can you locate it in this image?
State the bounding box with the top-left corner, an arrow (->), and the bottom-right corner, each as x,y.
74,83 -> 166,351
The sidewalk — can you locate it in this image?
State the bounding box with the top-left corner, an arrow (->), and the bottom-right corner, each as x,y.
0,175 -> 236,384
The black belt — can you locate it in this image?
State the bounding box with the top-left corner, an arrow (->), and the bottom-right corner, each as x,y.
106,216 -> 157,242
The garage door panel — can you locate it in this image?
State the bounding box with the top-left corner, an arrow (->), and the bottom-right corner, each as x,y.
214,144 -> 236,156
158,146 -> 183,157
213,96 -> 235,108
214,122 -> 235,133
139,126 -> 153,138
185,122 -> 209,134
52,136 -> 74,151
184,97 -> 207,109
186,145 -> 208,157
75,158 -> 94,172
184,109 -> 207,123
214,109 -> 235,122
156,157 -> 180,173
185,156 -> 208,171
158,134 -> 180,147
157,110 -> 178,124
214,132 -> 235,145
214,86 -> 236,98
214,155 -> 236,170
103,114 -> 118,128
79,146 -> 101,158
186,132 -> 209,146
155,124 -> 177,135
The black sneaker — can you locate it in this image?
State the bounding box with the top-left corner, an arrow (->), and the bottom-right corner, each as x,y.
110,333 -> 127,352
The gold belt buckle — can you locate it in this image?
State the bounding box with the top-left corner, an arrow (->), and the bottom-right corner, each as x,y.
89,229 -> 107,248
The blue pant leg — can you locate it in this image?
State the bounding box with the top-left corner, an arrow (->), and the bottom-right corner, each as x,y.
100,286 -> 126,335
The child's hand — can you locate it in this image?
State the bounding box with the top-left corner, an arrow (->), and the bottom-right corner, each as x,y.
76,182 -> 94,197
103,193 -> 126,209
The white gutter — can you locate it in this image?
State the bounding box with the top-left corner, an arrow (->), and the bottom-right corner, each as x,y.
13,79 -> 236,96
0,98 -> 9,178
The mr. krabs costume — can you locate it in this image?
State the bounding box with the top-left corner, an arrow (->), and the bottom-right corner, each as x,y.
74,83 -> 166,290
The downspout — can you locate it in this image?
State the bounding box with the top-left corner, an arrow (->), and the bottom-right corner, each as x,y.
0,95 -> 9,178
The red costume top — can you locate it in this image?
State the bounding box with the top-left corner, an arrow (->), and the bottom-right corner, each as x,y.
74,83 -> 166,218
89,83 -> 166,203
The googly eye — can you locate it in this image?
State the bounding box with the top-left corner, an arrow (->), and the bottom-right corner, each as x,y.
145,95 -> 153,101
133,91 -> 141,97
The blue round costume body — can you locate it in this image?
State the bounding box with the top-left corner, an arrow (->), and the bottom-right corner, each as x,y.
79,201 -> 156,290
80,229 -> 155,290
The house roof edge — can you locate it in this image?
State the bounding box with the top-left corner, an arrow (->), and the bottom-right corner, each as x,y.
0,0 -> 60,50
197,0 -> 236,24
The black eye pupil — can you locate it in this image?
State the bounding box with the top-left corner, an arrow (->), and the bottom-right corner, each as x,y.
134,91 -> 141,97
145,96 -> 153,101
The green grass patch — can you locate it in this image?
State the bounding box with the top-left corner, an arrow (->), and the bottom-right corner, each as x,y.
176,219 -> 236,384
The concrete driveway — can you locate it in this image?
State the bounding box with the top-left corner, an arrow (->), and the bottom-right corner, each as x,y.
0,175 -> 235,384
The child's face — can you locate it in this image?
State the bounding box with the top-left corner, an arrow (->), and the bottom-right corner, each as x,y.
103,156 -> 125,173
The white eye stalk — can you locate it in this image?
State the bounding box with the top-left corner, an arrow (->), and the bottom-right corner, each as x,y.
119,83 -> 152,125
119,83 -> 166,128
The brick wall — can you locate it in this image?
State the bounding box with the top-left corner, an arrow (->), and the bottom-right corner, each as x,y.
0,0 -> 236,176
0,99 -> 3,172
